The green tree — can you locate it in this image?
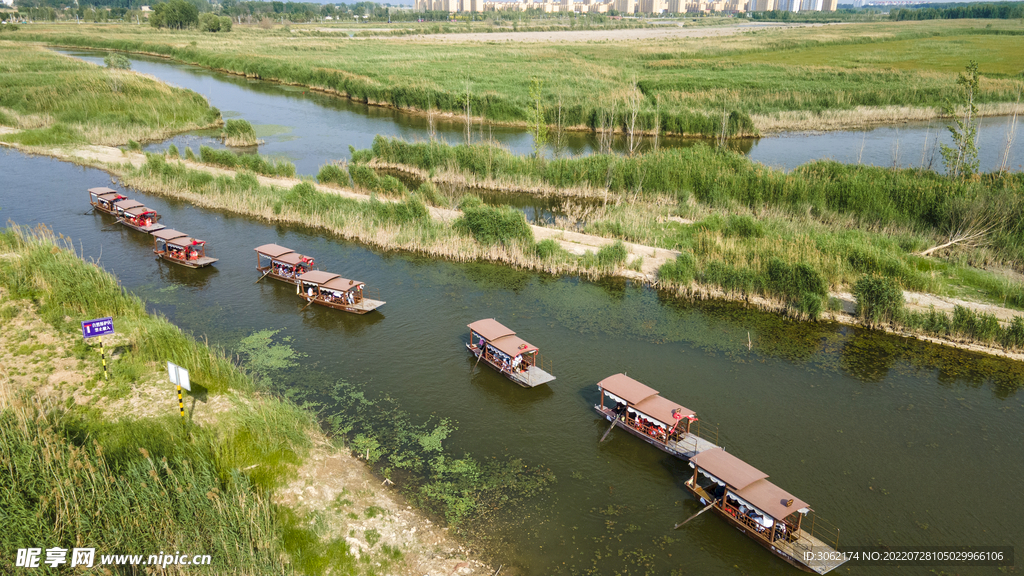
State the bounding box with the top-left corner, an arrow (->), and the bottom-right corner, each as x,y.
940,60 -> 980,180
199,12 -> 220,31
528,78 -> 548,160
150,0 -> 199,29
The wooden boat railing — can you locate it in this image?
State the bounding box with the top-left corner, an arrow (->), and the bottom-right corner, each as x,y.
533,352 -> 552,377
720,498 -> 841,556
690,419 -> 719,447
360,286 -> 382,303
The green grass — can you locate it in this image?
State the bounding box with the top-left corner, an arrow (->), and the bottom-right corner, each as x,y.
222,118 -> 258,146
0,40 -> 220,146
8,20 -> 1024,136
198,145 -> 296,177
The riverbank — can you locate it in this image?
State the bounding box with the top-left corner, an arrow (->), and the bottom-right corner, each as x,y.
3,135 -> 1022,363
6,19 -> 1024,137
0,224 -> 498,575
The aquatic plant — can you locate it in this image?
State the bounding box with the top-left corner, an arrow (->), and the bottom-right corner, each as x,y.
853,274 -> 904,326
222,118 -> 259,147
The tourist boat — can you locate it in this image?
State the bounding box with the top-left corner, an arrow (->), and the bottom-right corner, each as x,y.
466,318 -> 555,387
683,448 -> 847,574
113,199 -> 165,233
296,270 -> 385,314
88,187 -> 127,215
254,244 -> 315,285
594,373 -> 718,459
152,229 -> 218,268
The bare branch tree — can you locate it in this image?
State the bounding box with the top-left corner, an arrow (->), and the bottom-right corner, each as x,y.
999,84 -> 1021,174
625,77 -> 643,156
464,79 -> 472,145
919,201 -> 1006,257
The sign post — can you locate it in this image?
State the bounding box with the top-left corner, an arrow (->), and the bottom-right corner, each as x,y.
167,362 -> 190,423
81,317 -> 115,384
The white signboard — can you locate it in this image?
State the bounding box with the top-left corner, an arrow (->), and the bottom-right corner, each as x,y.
167,361 -> 191,392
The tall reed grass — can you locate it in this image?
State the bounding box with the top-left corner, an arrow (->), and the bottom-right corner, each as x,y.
0,41 -> 219,146
198,145 -> 296,177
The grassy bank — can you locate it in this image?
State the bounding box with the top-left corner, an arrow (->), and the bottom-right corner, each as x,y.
0,223 -> 552,573
357,136 -> 1024,323
0,40 -> 220,146
9,19 -> 1024,135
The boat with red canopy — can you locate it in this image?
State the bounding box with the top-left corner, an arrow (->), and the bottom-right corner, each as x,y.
152,229 -> 217,268
296,270 -> 385,314
113,199 -> 165,233
466,318 -> 555,387
254,244 -> 315,285
594,373 -> 718,459
87,187 -> 127,215
683,447 -> 847,574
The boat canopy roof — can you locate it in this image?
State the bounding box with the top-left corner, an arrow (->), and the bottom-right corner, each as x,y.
255,244 -> 294,258
735,479 -> 810,521
125,206 -> 155,217
88,187 -> 117,195
274,252 -> 307,266
322,277 -> 364,292
489,335 -> 538,357
97,192 -> 124,201
597,373 -> 659,406
168,237 -> 205,249
298,270 -> 340,285
690,448 -> 769,492
151,229 -> 188,241
633,395 -> 695,424
467,318 -> 516,342
114,199 -> 144,210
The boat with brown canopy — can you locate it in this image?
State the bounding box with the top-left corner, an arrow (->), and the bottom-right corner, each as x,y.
466,319 -> 555,387
254,244 -> 315,285
296,270 -> 385,314
152,229 -> 218,268
87,187 -> 127,215
683,447 -> 847,574
113,199 -> 165,233
594,373 -> 718,458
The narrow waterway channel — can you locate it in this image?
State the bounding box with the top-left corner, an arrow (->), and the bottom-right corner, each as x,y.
2,149 -> 1021,575
55,49 -> 1024,177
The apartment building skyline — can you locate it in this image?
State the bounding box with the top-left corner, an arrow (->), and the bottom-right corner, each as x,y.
415,0 -> 838,14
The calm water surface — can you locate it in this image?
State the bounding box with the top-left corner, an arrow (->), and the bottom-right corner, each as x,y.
2,150 -> 1021,575
56,49 -> 1024,176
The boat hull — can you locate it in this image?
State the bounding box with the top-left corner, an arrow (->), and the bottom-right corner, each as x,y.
119,219 -> 166,234
156,253 -> 218,268
593,405 -> 718,460
467,344 -> 555,388
90,203 -> 119,216
300,295 -> 384,315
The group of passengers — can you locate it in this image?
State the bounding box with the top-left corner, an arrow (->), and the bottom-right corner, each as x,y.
273,264 -> 302,278
723,495 -> 794,541
613,402 -> 671,441
476,341 -> 528,374
324,289 -> 357,305
126,214 -> 155,228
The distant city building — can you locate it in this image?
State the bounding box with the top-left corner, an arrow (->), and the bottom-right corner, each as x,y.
413,0 -> 836,12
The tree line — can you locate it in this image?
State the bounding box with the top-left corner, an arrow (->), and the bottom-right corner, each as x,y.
889,2 -> 1024,21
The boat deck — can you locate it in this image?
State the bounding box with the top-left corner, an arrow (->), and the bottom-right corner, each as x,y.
774,532 -> 849,574
160,255 -> 218,268
350,298 -> 385,314
510,365 -> 556,387
667,433 -> 719,459
122,221 -> 166,233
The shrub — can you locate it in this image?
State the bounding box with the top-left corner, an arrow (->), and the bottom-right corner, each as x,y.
853,275 -> 903,326
1002,316 -> 1024,350
103,53 -> 131,70
222,119 -> 258,146
219,16 -> 233,32
535,239 -> 565,260
166,144 -> 179,157
457,204 -> 533,246
199,12 -> 221,32
317,164 -> 347,187
659,252 -> 696,284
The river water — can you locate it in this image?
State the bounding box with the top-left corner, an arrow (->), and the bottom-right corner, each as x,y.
1,149 -> 1021,575
56,49 -> 1024,177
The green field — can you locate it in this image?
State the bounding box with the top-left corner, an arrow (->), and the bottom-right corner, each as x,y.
0,40 -> 220,146
7,19 -> 1023,135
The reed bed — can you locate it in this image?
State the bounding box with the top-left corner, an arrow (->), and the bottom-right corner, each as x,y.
195,145 -> 296,177
0,41 -> 220,146
9,19 -> 1023,134
221,118 -> 259,146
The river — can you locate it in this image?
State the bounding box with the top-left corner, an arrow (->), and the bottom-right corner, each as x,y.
56,49 -> 1024,178
1,149 -> 1021,575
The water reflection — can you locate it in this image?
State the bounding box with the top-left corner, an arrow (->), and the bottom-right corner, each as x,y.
56,48 -> 1022,176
